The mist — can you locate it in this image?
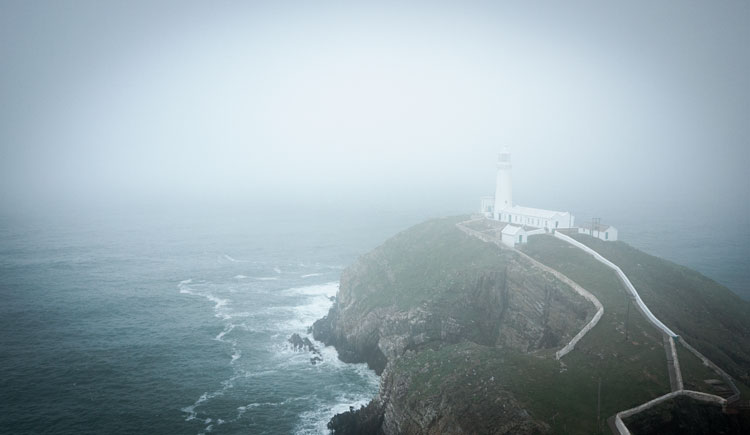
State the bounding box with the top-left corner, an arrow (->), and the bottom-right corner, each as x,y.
1,0 -> 747,217
3,3 -> 750,432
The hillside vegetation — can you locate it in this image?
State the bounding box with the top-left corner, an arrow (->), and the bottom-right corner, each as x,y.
563,234 -> 750,392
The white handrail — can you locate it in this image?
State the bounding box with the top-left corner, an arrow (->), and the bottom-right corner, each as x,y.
553,232 -> 679,338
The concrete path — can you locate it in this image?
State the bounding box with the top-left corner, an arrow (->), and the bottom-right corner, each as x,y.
663,334 -> 683,392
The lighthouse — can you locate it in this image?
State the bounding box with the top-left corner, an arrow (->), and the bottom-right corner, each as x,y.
479,150 -> 576,239
493,148 -> 513,219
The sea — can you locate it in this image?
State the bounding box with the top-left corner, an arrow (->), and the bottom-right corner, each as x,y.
1,198 -> 748,434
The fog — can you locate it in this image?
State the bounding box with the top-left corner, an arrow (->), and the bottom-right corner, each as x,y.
1,0 -> 747,218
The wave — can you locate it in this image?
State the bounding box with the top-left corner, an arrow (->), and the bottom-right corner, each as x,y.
295,392 -> 374,435
223,254 -> 258,263
284,282 -> 339,297
301,273 -> 323,278
178,277 -> 377,434
179,282 -> 230,320
271,282 -> 339,332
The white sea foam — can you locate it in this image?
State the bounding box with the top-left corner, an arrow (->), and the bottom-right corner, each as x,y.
269,282 -> 339,332
179,280 -> 232,320
295,392 -> 374,435
215,324 -> 234,341
284,282 -> 339,297
274,266 -> 282,274
231,349 -> 241,363
179,276 -> 377,434
252,276 -> 278,281
300,273 -> 323,278
223,254 -> 248,263
234,274 -> 248,279
291,329 -> 380,435
234,396 -> 310,421
182,390 -> 224,422
179,278 -> 244,429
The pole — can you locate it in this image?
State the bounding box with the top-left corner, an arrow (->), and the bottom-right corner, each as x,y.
625,299 -> 630,342
597,377 -> 602,432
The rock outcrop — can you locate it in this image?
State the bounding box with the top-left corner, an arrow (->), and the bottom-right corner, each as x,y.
288,333 -> 323,365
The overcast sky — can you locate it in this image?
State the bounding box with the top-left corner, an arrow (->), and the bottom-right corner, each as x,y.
1,0 -> 748,214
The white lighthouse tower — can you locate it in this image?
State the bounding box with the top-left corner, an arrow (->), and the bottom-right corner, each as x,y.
493,148 -> 513,219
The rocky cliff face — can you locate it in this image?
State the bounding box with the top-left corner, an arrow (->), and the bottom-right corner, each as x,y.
312,217 -> 593,434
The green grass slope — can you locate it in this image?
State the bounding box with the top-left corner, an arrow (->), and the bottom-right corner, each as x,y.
520,236 -> 671,432
344,216 -> 511,311
563,234 -> 750,393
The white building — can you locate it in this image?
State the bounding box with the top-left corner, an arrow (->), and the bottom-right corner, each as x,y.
497,206 -> 574,231
578,223 -> 618,241
481,149 -> 575,231
501,225 -> 527,248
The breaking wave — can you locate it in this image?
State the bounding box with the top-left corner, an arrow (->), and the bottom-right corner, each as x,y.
178,277 -> 377,434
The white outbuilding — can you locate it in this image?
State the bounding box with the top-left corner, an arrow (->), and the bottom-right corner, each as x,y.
578,224 -> 618,241
501,225 -> 527,248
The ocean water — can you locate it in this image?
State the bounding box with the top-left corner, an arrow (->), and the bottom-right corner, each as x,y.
0,205 -> 422,435
1,200 -> 747,434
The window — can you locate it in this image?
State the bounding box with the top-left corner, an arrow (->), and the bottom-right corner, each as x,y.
605,232 -> 609,240
518,235 -> 523,243
555,221 -> 559,228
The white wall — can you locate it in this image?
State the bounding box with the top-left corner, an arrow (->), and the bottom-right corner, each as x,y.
578,226 -> 618,241
604,227 -> 618,241
480,197 -> 494,217
493,165 -> 513,213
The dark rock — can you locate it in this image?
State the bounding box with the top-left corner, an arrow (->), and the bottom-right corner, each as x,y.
312,308 -> 387,375
288,333 -> 306,351
328,401 -> 384,435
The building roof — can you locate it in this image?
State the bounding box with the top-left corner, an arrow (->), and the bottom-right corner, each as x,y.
500,205 -> 569,219
580,223 -> 613,232
501,224 -> 526,236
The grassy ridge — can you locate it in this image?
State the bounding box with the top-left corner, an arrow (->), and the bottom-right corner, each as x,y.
348,216 -> 510,311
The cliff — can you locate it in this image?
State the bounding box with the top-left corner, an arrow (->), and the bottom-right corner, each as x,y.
313,217 -> 594,434
313,217 -> 750,434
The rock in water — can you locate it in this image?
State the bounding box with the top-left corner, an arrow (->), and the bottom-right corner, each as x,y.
288,333 -> 306,351
287,333 -> 322,365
